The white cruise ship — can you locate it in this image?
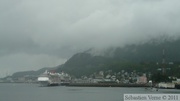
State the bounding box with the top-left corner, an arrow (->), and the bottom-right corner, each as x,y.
37,70 -> 71,86
37,70 -> 61,86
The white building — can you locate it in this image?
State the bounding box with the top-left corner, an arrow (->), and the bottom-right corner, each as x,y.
158,82 -> 175,89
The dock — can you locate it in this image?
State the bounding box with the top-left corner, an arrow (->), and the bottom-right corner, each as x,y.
67,83 -> 149,87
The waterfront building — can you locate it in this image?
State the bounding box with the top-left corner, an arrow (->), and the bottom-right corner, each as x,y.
158,82 -> 175,89
136,75 -> 147,84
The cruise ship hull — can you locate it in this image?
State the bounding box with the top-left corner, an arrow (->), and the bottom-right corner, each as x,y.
39,81 -> 60,86
38,80 -> 60,87
39,81 -> 51,86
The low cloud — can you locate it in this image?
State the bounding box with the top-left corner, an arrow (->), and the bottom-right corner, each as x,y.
0,0 -> 180,77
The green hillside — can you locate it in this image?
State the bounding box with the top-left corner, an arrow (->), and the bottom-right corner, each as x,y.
9,36 -> 180,79
57,37 -> 180,78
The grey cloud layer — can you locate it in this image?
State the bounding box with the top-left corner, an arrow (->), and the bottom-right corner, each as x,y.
0,0 -> 180,76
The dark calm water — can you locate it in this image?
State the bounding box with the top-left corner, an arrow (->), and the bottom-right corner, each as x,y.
0,83 -> 180,101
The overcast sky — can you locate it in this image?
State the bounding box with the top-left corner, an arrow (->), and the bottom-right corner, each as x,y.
0,0 -> 180,77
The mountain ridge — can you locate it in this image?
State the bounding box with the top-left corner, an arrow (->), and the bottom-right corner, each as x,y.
57,36 -> 180,77
7,36 -> 180,78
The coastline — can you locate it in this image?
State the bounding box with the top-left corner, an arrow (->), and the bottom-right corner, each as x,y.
67,83 -> 149,87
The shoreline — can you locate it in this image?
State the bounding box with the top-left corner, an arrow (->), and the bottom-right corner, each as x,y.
67,83 -> 150,87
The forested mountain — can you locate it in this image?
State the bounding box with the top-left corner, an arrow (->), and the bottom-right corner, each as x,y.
57,37 -> 180,77
9,36 -> 180,78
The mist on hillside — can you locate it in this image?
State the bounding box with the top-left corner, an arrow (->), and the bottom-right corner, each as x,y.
0,0 -> 180,77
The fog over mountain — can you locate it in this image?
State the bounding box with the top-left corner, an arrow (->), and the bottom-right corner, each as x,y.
0,0 -> 180,77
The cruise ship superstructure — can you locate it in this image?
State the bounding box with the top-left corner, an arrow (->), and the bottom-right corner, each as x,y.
37,70 -> 71,86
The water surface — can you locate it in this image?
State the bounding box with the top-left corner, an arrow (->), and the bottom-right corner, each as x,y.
0,83 -> 179,101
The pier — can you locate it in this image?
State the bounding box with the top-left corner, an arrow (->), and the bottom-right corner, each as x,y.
67,83 -> 149,87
